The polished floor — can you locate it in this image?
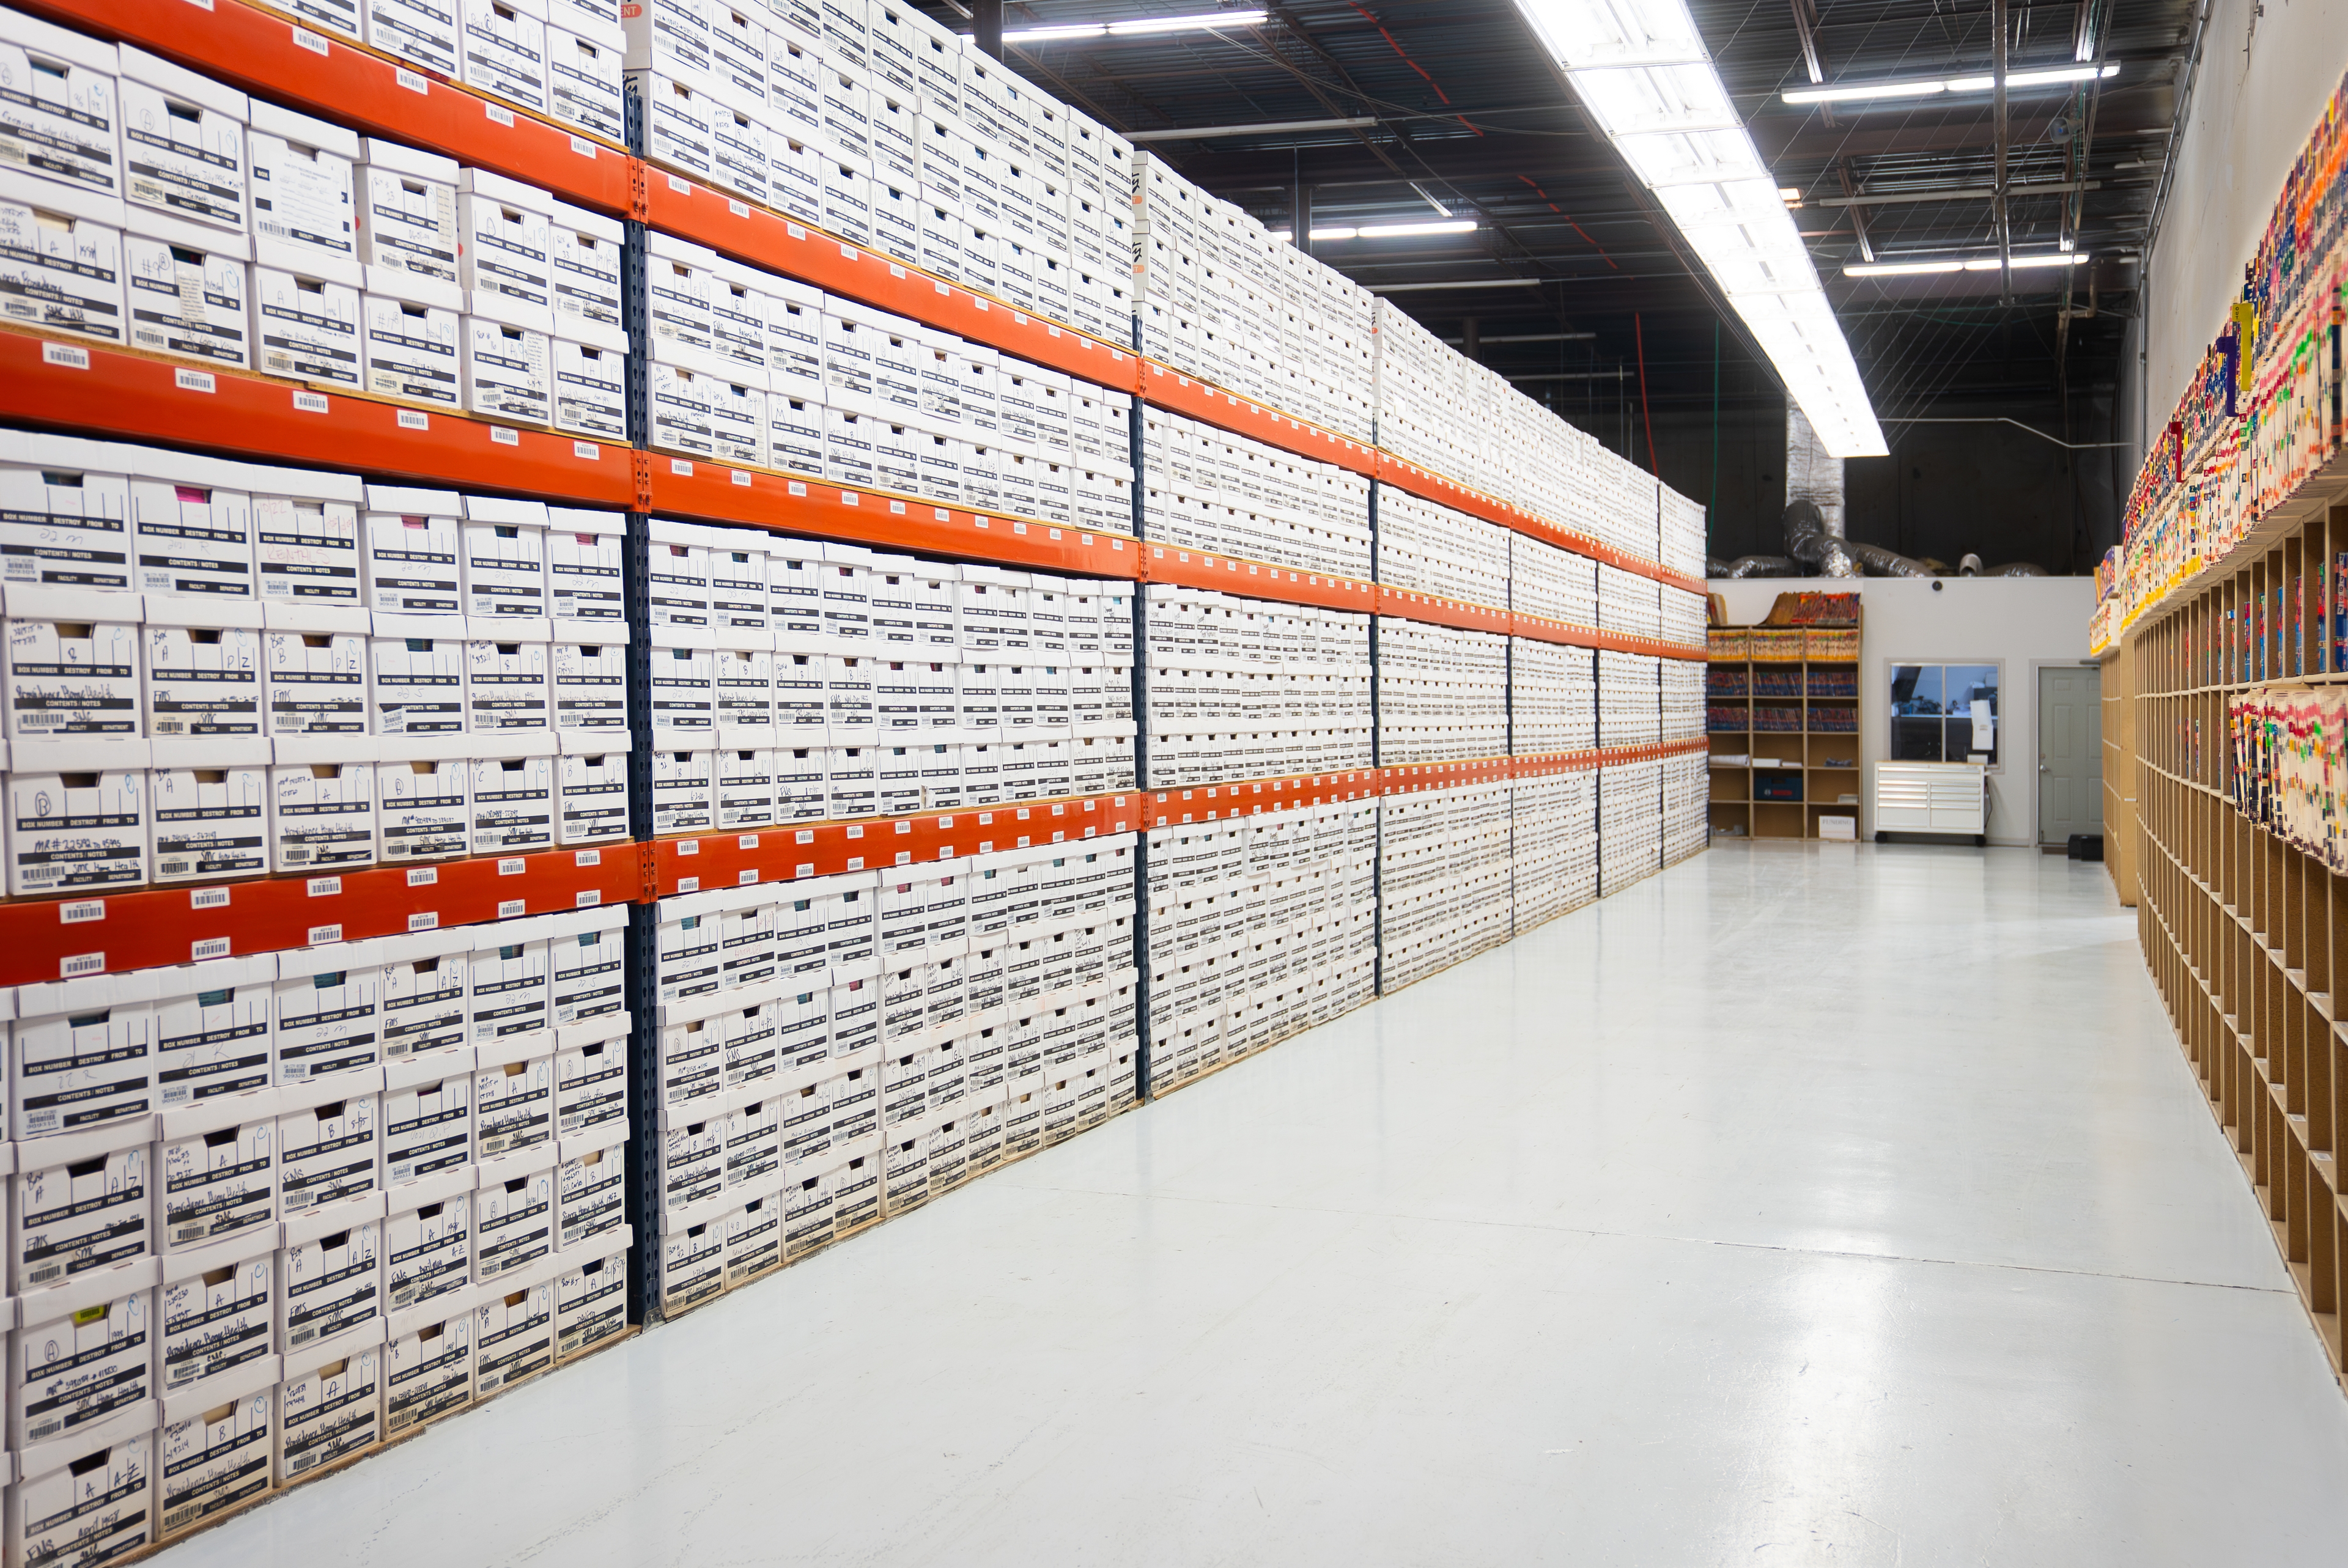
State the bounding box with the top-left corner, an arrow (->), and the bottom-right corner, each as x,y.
174,842 -> 2348,1566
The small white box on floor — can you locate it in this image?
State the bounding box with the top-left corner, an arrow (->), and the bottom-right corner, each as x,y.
157,1360 -> 273,1537
383,1300 -> 471,1437
553,1242 -> 627,1361
659,1213 -> 722,1317
471,1272 -> 554,1396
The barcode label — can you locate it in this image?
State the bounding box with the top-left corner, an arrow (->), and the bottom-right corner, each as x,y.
42,341 -> 88,369
294,390 -> 330,413
292,25 -> 330,54
395,67 -> 429,94
59,900 -> 104,924
490,425 -> 519,446
498,899 -> 525,918
573,440 -> 599,460
485,101 -> 514,126
398,409 -> 429,430
175,367 -> 215,393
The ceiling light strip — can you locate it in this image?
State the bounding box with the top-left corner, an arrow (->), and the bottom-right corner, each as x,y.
1512,0 -> 1886,457
1782,62 -> 2117,105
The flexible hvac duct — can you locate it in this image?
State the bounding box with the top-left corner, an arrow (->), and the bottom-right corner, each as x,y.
1705,554 -> 1799,578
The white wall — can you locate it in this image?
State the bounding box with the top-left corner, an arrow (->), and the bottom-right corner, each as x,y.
2144,4 -> 2348,448
1706,577 -> 2097,846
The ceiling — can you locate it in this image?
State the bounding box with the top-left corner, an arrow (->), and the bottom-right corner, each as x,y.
912,0 -> 2198,438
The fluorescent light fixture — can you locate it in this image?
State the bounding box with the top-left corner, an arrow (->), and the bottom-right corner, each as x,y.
1268,220 -> 1476,242
1778,186 -> 1802,202
1411,182 -> 1455,218
1002,9 -> 1267,43
1783,61 -> 2117,105
1513,0 -> 1886,456
1843,253 -> 2091,277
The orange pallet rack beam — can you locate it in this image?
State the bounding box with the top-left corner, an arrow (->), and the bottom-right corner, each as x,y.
0,844 -> 635,985
0,331 -> 635,504
643,792 -> 1145,897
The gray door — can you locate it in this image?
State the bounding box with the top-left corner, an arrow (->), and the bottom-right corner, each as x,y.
2037,664 -> 2102,844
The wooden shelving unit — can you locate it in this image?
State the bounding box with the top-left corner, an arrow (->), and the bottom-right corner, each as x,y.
2131,505 -> 2348,1392
1706,617 -> 1863,840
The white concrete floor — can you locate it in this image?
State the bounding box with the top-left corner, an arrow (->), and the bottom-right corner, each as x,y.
171,842 -> 2348,1567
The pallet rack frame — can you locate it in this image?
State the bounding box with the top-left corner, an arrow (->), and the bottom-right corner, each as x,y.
0,0 -> 1715,1374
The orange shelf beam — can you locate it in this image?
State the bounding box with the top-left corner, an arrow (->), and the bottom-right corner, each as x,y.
641,174 -> 1141,392
0,331 -> 635,505
646,458 -> 1141,578
1135,361 -> 1379,478
27,0 -> 634,215
1140,770 -> 1379,828
0,845 -> 636,985
645,792 -> 1143,896
1137,543 -> 1378,611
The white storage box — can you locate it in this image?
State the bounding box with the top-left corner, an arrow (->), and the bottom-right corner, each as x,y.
245,100 -> 361,286
360,291 -> 459,407
158,1231 -> 275,1400
471,1273 -> 553,1396
278,1213 -> 383,1361
272,941 -> 387,1086
383,1179 -> 471,1317
267,754 -> 377,874
361,485 -> 462,615
353,139 -> 462,310
275,1338 -> 382,1482
377,756 -> 468,863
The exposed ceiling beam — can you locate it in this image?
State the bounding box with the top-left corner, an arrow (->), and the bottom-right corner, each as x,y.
1817,179 -> 2103,207
1128,117 -> 1376,141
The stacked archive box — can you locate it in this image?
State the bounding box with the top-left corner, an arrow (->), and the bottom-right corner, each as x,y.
1136,408 -> 1372,579
1376,624 -> 1508,767
0,902 -> 632,1559
645,840 -> 1138,1312
642,522 -> 1136,837
1142,587 -> 1372,788
1378,779 -> 1512,990
1513,769 -> 1599,928
0,0 -> 1730,1537
1131,153 -> 1376,442
0,8 -> 634,440
0,433 -> 635,896
1145,803 -> 1376,1094
639,229 -> 1136,529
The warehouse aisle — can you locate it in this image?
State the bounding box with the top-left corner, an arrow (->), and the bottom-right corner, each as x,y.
168,843 -> 2348,1567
